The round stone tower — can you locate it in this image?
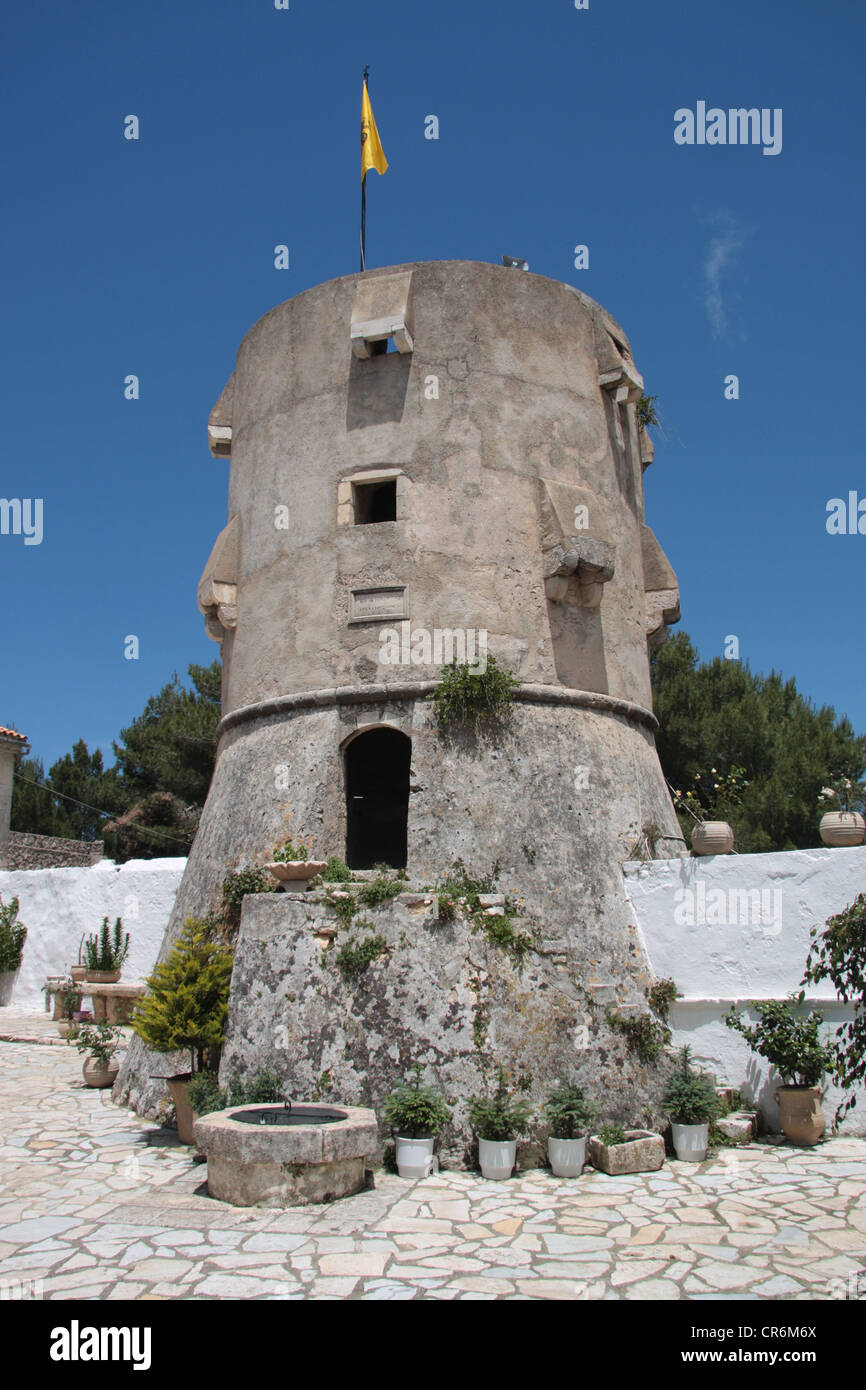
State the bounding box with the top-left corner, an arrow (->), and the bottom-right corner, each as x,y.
118,261 -> 686,1145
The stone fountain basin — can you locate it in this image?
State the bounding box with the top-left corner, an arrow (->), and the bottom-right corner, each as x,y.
193,1103 -> 379,1208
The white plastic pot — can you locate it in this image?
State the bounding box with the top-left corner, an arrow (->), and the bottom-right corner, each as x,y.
395,1136 -> 436,1179
548,1136 -> 586,1177
478,1137 -> 517,1180
671,1121 -> 709,1161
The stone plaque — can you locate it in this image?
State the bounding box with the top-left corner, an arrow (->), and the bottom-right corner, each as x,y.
348,585 -> 408,625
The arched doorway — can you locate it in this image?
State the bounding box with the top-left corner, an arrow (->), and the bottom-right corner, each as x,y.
345,727 -> 411,870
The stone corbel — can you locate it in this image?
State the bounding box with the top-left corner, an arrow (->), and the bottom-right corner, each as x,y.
198,514 -> 241,642
641,524 -> 680,646
599,356 -> 644,405
543,537 -> 616,608
208,375 -> 234,458
350,271 -> 415,359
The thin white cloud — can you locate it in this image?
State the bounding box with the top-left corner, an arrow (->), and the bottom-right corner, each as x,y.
703,215 -> 746,339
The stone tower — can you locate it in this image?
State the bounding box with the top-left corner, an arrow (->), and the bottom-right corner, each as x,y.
119,261 -> 685,1147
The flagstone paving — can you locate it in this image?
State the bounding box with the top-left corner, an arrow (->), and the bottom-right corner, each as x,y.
1,1036 -> 865,1300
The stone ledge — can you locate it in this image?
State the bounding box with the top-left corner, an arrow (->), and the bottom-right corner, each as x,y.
217,682 -> 659,738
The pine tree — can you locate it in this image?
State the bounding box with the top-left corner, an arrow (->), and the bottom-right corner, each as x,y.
132,917 -> 233,1074
652,633 -> 866,851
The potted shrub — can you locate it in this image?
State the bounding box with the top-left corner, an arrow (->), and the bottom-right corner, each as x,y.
662,1047 -> 719,1161
383,1066 -> 452,1178
725,999 -> 835,1146
542,1080 -> 595,1177
54,975 -> 82,1034
0,896 -> 27,1007
817,779 -> 866,847
72,1021 -> 123,1088
132,916 -> 233,1144
84,916 -> 130,983
589,1122 -> 665,1175
468,1070 -> 531,1180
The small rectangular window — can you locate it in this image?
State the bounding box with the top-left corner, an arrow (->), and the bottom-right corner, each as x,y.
353,479 -> 397,524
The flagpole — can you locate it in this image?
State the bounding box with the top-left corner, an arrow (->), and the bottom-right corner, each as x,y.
360,66 -> 370,272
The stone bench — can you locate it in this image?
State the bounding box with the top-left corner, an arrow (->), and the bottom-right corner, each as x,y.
44,979 -> 146,1025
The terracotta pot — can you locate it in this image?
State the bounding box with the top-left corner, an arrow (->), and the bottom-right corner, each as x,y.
86,969 -> 121,984
775,1087 -> 825,1147
57,1020 -> 73,1039
70,965 -> 87,982
819,812 -> 865,847
82,1057 -> 119,1089
167,1076 -> 196,1144
691,821 -> 735,856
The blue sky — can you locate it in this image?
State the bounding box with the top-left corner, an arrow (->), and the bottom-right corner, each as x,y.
2,0 -> 864,769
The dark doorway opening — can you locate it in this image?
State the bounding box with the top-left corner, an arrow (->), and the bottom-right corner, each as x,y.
345,728 -> 410,870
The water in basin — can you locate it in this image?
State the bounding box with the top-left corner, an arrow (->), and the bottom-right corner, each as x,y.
232,1105 -> 348,1127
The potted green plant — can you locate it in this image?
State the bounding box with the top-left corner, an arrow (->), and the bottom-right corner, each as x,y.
72,1021 -> 123,1088
383,1066 -> 452,1178
84,916 -> 130,983
542,1080 -> 595,1177
589,1122 -> 665,1175
70,934 -> 87,983
0,896 -> 27,1007
132,916 -> 233,1144
817,778 -> 866,846
55,975 -> 82,1034
264,838 -> 327,887
661,1047 -> 719,1161
725,999 -> 835,1146
468,1069 -> 531,1180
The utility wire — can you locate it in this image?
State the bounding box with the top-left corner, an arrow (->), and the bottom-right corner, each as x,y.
12,770 -> 193,850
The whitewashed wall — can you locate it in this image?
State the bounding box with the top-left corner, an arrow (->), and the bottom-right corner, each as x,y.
0,858 -> 186,1010
623,846 -> 866,1134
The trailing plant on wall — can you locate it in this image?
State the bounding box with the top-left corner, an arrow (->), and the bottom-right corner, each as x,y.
607,1008 -> 669,1064
429,656 -> 518,735
803,892 -> 866,1121
220,866 -> 276,933
647,978 -> 680,1021
334,928 -> 387,983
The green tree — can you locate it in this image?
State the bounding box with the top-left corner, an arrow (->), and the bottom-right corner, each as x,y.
10,756 -> 77,838
132,916 -> 233,1074
9,661 -> 221,861
652,633 -> 866,852
113,662 -> 221,807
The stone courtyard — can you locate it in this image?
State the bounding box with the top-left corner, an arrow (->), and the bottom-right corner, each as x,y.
2,1026 -> 864,1301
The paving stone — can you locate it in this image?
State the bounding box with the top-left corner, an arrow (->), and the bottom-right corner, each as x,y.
1,1036 -> 865,1302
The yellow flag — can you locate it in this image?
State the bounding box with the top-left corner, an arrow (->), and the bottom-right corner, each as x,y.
361,80 -> 388,180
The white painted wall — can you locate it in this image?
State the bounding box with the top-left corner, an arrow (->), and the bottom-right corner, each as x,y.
623,846 -> 866,1134
0,858 -> 186,1010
